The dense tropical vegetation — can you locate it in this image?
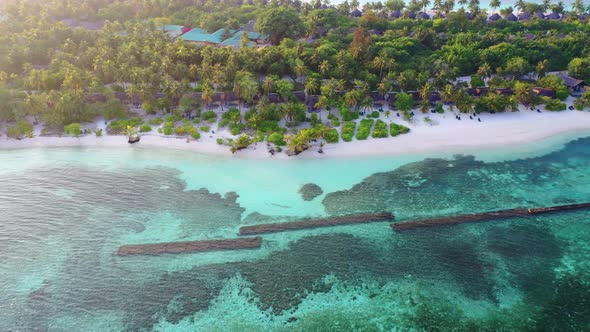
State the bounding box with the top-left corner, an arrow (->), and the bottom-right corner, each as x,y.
0,0 -> 589,153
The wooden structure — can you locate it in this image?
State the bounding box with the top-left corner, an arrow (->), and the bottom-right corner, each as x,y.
392,202 -> 590,232
117,237 -> 262,256
239,212 -> 394,235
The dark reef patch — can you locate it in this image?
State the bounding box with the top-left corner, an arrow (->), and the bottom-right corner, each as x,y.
299,183 -> 323,201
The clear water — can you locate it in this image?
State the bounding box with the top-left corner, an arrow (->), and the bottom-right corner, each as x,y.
1,135 -> 589,331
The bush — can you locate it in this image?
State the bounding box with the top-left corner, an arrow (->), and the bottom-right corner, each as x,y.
148,117 -> 163,125
230,123 -> 245,135
191,130 -> 201,139
200,126 -> 210,132
139,124 -> 152,132
7,120 -> 33,138
222,107 -> 241,123
370,110 -> 380,118
163,121 -> 174,135
268,132 -> 286,146
254,130 -> 265,143
341,106 -> 359,121
64,123 -> 82,136
95,129 -> 103,137
216,138 -> 224,145
259,120 -> 281,133
356,119 -> 374,140
219,118 -> 230,127
390,122 -> 411,137
310,113 -> 320,127
174,125 -> 187,135
372,120 -> 388,138
341,121 -> 356,142
192,117 -> 201,124
324,128 -> 339,143
435,103 -> 444,113
544,99 -> 567,111
202,110 -> 217,123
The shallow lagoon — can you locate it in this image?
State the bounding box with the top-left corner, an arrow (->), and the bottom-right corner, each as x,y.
1,135 -> 589,331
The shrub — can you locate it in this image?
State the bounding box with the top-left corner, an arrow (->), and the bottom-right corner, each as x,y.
268,132 -> 286,146
200,126 -> 210,132
372,120 -> 388,138
356,119 -> 374,140
341,121 -> 356,142
192,118 -> 201,124
370,110 -> 380,118
222,107 -> 241,123
259,120 -> 281,134
254,130 -> 265,143
163,121 -> 174,135
108,117 -> 144,134
216,138 -> 224,145
64,123 -> 82,136
191,130 -> 201,139
174,125 -> 187,135
139,124 -> 152,132
310,113 -> 320,127
390,122 -> 411,137
219,118 -> 230,127
230,123 -> 245,135
230,134 -> 253,153
341,107 -> 359,121
202,110 -> 217,123
7,120 -> 33,138
436,103 -> 444,113
148,117 -> 163,125
324,128 -> 339,143
95,129 -> 103,137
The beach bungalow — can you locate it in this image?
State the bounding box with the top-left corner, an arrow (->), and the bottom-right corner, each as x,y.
496,88 -> 515,96
505,13 -> 517,22
351,9 -> 363,17
428,92 -> 441,105
418,12 -> 431,20
488,13 -> 501,22
476,87 -> 489,96
407,91 -> 421,103
534,12 -> 545,19
306,95 -> 320,112
160,25 -> 187,38
559,74 -> 589,97
389,10 -> 402,19
407,11 -> 417,19
545,12 -> 560,20
293,91 -> 306,103
387,92 -> 397,105
518,12 -> 531,21
267,93 -> 281,104
532,87 -> 557,98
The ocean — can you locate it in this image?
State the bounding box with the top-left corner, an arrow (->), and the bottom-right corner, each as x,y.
1,136 -> 589,331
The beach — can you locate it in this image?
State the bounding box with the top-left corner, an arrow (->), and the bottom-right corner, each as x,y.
2,108 -> 590,160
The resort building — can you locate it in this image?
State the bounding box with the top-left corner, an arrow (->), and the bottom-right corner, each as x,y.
558,73 -> 589,97
176,20 -> 268,49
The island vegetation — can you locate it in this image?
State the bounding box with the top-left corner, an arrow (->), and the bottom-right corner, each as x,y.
0,0 -> 589,154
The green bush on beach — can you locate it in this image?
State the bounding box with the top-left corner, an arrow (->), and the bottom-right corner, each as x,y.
7,120 -> 33,138
356,118 -> 374,140
390,122 -> 410,137
139,124 -> 152,132
341,121 -> 356,142
202,110 -> 217,123
268,132 -> 286,146
148,118 -> 163,125
372,119 -> 388,138
200,126 -> 210,132
64,123 -> 82,136
324,128 -> 339,143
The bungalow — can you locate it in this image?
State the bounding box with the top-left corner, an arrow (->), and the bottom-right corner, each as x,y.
545,12 -> 560,20
306,95 -> 320,112
160,25 -> 187,39
293,91 -> 306,102
476,86 -> 489,96
267,93 -> 281,104
85,93 -> 107,104
370,91 -> 385,103
535,12 -> 545,19
518,12 -> 531,21
505,13 -> 517,22
407,91 -> 421,103
496,88 -> 515,96
389,10 -> 402,19
418,12 -> 430,20
488,13 -> 501,22
407,11 -> 417,19
351,9 -> 363,17
429,92 -> 441,105
387,92 -> 397,105
532,87 -> 556,98
559,73 -> 589,96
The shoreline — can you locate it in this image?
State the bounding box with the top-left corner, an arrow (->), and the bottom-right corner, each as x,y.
2,110 -> 590,160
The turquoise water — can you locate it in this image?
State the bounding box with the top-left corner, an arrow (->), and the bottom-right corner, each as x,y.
1,135 -> 590,331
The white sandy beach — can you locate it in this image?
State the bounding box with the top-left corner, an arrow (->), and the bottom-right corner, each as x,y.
2,108 -> 590,159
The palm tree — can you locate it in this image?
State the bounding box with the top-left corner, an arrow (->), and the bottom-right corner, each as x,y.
372,56 -> 387,80
515,0 -> 526,12
490,0 -> 501,13
573,0 -> 585,13
535,60 -> 549,79
542,0 -> 551,12
458,0 -> 467,9
304,76 -> 321,97
477,63 -> 492,83
201,83 -> 214,107
468,0 -> 480,13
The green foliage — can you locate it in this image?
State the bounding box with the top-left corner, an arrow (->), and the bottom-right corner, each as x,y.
310,113 -> 320,127
259,120 -> 282,134
470,75 -> 485,88
230,123 -> 246,135
190,130 -> 201,139
568,57 -> 590,81
543,97 -> 567,111
538,75 -> 569,100
139,124 -> 152,132
435,103 -> 444,113
341,121 -> 356,142
256,7 -> 305,45
394,93 -> 413,112
216,138 -> 224,145
340,106 -> 359,121
230,134 -> 253,153
370,111 -> 380,118
202,110 -> 217,123
324,128 -> 339,143
356,119 -> 374,140
148,118 -> 163,125
64,123 -> 82,136
108,117 -> 143,134
372,119 -> 388,138
7,120 -> 33,138
390,122 -> 410,136
268,132 -> 286,146
222,107 -> 241,123
163,121 -> 174,135
200,126 -> 210,132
